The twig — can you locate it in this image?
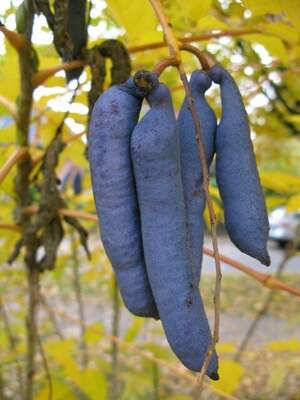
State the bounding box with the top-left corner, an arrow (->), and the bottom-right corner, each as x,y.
148,0 -> 222,391
0,297 -> 24,398
37,334 -> 53,400
0,25 -> 26,51
39,294 -> 64,340
203,247 -> 300,298
70,232 -> 88,368
32,60 -> 85,88
128,28 -> 259,54
0,148 -> 29,185
234,235 -> 300,361
0,95 -> 17,118
110,276 -> 120,400
0,224 -> 22,232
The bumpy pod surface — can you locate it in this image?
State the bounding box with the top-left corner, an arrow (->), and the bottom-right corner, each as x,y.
66,0 -> 87,82
88,76 -> 159,318
178,70 -> 216,284
131,82 -> 218,377
209,64 -> 270,266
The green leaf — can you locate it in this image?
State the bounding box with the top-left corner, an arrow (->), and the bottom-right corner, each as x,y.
197,15 -> 229,32
35,379 -> 77,400
243,34 -> 288,63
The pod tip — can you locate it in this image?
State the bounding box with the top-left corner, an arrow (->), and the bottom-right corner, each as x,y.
209,371 -> 220,381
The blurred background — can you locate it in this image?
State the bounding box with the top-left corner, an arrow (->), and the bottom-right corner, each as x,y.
0,0 -> 300,399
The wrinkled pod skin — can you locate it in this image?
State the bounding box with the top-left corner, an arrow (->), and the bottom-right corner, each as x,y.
178,70 -> 217,284
88,75 -> 159,318
131,81 -> 219,378
209,64 -> 270,266
65,0 -> 87,82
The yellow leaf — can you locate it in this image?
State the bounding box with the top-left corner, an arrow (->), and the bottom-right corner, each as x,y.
266,195 -> 285,210
260,171 -> 300,194
84,322 -> 104,345
0,44 -> 19,101
287,194 -> 300,211
35,379 -> 76,400
73,369 -> 107,400
197,15 -> 229,32
267,338 -> 300,352
267,366 -> 286,390
260,22 -> 299,43
211,359 -> 244,394
216,342 -> 236,354
106,0 -> 158,44
181,0 -> 212,21
242,0 -> 281,16
280,0 -> 300,34
243,34 -> 288,63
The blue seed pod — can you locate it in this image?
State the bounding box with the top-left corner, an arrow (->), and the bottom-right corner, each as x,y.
178,70 -> 217,284
131,81 -> 219,377
88,75 -> 159,318
209,64 -> 270,266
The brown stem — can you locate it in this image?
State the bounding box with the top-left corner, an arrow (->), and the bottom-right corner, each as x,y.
25,267 -> 40,400
149,0 -> 222,391
71,232 -> 88,368
128,28 -> 260,54
0,25 -> 26,51
0,95 -> 17,118
39,294 -> 64,340
32,60 -> 86,88
0,298 -> 24,399
0,148 -> 29,185
179,44 -> 212,71
110,276 -> 120,400
153,57 -> 178,76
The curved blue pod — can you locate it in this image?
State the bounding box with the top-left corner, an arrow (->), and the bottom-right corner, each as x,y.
131,82 -> 218,377
209,64 -> 270,266
88,76 -> 159,318
178,70 -> 217,284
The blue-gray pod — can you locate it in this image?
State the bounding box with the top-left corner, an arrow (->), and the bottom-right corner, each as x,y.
209,64 -> 270,266
88,75 -> 159,318
178,70 -> 217,284
131,81 -> 219,378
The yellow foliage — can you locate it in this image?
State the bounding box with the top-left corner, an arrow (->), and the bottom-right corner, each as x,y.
106,0 -> 159,44
260,22 -> 299,43
180,0 -> 212,22
243,34 -> 288,63
211,359 -> 244,394
216,342 -> 236,354
197,15 -> 229,32
286,193 -> 300,211
267,338 -> 300,352
280,0 -> 300,34
242,0 -> 281,16
260,171 -> 300,194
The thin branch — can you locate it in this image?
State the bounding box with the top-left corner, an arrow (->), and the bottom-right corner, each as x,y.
110,276 -> 120,400
37,334 -> 53,400
0,25 -> 26,52
148,0 -> 222,390
0,297 -> 24,398
0,148 -> 29,185
70,232 -> 88,368
39,294 -> 64,340
127,28 -> 259,54
0,95 -> 17,118
203,247 -> 300,298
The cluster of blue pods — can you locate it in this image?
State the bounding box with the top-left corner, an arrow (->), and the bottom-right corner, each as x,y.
88,64 -> 270,379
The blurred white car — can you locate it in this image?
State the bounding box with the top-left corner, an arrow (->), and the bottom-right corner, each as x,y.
269,206 -> 300,248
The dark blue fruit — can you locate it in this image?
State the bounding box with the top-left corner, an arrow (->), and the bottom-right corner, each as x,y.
209,64 -> 270,266
88,75 -> 159,318
131,80 -> 218,376
178,70 -> 217,284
